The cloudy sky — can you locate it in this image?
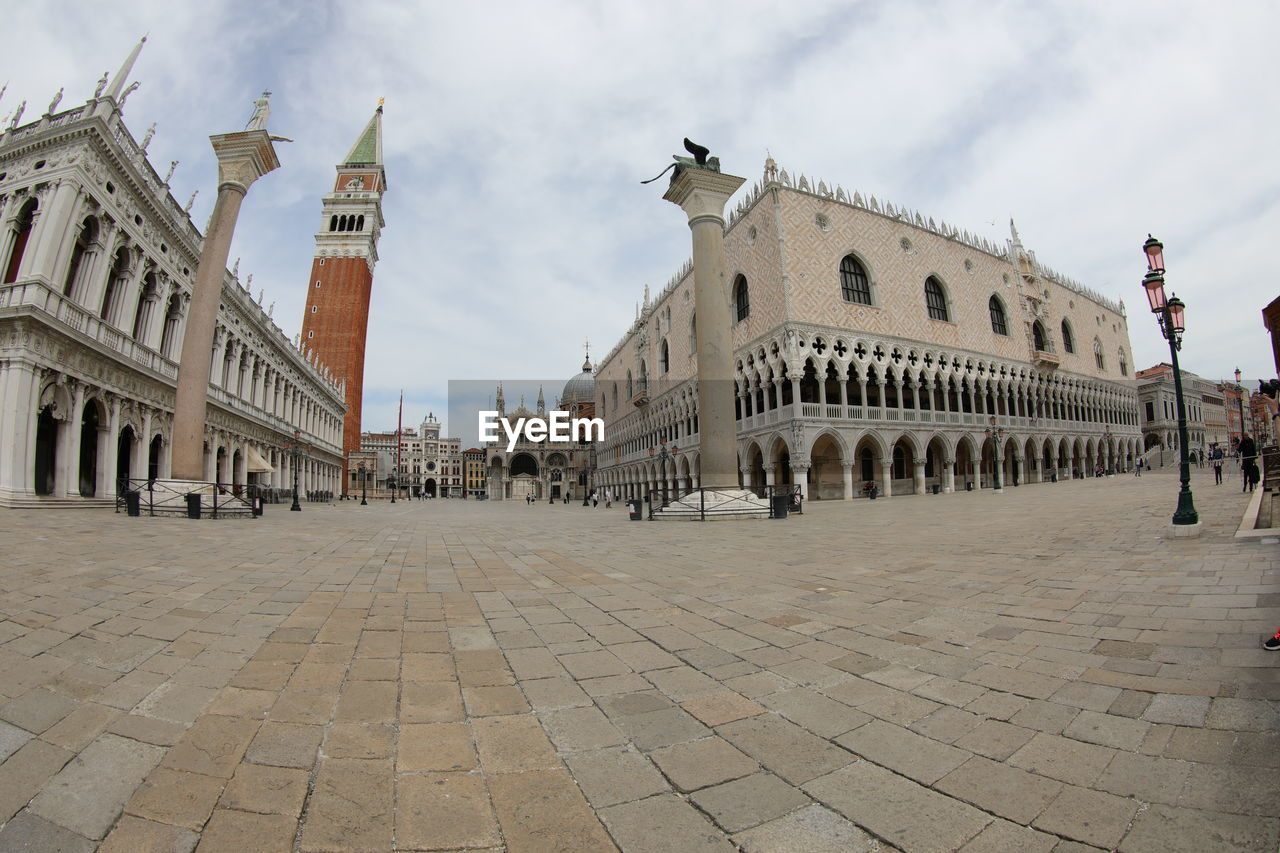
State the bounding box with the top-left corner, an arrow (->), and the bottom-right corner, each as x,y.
5,0 -> 1278,442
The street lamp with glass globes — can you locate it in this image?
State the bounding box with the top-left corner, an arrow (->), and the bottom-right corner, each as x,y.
1235,367 -> 1246,452
1142,235 -> 1198,527
284,430 -> 311,512
358,462 -> 368,505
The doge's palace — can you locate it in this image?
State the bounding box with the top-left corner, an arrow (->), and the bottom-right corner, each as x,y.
595,158 -> 1143,503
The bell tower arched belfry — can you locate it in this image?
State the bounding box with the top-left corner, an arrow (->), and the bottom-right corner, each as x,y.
301,104 -> 386,492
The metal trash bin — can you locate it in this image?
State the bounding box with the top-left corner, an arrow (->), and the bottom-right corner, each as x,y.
965,482 -> 974,491
1051,473 -> 1058,483
125,490 -> 141,517
932,484 -> 941,495
770,494 -> 789,519
628,500 -> 643,521
185,493 -> 201,519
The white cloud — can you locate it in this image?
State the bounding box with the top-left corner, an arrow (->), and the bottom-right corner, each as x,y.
5,0 -> 1277,435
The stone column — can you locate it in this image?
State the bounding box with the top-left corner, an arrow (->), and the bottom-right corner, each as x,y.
913,459 -> 926,495
104,396 -> 121,498
0,363 -> 37,498
663,166 -> 745,491
170,129 -> 281,482
879,458 -> 893,498
841,461 -> 854,499
944,458 -> 956,493
60,383 -> 85,498
793,462 -> 810,499
24,181 -> 80,285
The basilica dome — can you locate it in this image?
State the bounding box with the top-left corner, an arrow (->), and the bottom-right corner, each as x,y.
561,357 -> 595,406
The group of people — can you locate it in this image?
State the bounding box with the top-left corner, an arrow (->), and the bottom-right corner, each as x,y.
1135,439 -> 1262,492
523,489 -> 614,507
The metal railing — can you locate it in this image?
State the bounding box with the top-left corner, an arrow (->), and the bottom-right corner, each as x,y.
114,478 -> 255,518
641,483 -> 801,520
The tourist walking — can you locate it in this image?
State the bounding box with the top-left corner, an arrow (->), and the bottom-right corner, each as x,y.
605,490 -> 612,509
591,491 -> 599,508
1212,447 -> 1224,484
1135,457 -> 1143,477
1240,434 -> 1259,492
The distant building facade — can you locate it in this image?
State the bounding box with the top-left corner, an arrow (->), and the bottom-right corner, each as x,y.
463,447 -> 486,497
358,413 -> 462,497
594,159 -> 1142,500
485,377 -> 596,501
1136,363 -> 1221,458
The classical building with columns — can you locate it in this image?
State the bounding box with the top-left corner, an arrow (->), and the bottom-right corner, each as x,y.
594,159 -> 1143,501
1136,363 -> 1222,460
0,40 -> 345,507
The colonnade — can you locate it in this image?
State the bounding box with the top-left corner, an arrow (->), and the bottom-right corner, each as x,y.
595,427 -> 1142,503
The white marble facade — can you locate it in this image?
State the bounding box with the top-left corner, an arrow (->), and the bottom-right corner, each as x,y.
0,45 -> 344,507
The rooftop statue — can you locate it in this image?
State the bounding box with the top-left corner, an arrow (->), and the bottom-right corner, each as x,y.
641,137 -> 721,186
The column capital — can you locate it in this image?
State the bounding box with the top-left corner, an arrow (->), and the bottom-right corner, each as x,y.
210,129 -> 282,194
664,167 -> 746,226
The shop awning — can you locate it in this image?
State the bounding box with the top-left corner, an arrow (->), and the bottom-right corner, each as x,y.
247,446 -> 275,473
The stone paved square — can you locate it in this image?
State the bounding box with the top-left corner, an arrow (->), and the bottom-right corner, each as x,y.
0,466 -> 1278,851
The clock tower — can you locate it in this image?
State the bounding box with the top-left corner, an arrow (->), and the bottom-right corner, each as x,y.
301,105 -> 386,492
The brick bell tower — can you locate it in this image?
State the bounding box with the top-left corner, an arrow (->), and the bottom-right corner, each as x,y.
301,104 -> 386,494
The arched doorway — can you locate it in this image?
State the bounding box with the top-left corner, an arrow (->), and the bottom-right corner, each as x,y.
809,433 -> 845,500
117,425 -> 135,493
79,401 -> 101,497
548,453 -> 567,499
770,438 -> 792,488
747,444 -> 765,494
980,438 -> 997,489
216,447 -> 227,491
35,406 -> 58,495
423,478 -> 437,497
854,436 -> 880,496
955,436 -> 976,490
148,434 -> 162,484
925,435 -> 947,492
891,437 -> 916,494
509,453 -> 538,500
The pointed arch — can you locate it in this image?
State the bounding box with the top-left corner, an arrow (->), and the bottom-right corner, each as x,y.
989,295 -> 1008,336
925,275 -> 949,321
839,253 -> 872,305
1032,319 -> 1047,351
733,274 -> 750,322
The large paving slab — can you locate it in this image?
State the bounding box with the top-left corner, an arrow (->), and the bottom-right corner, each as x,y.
0,464 -> 1277,851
